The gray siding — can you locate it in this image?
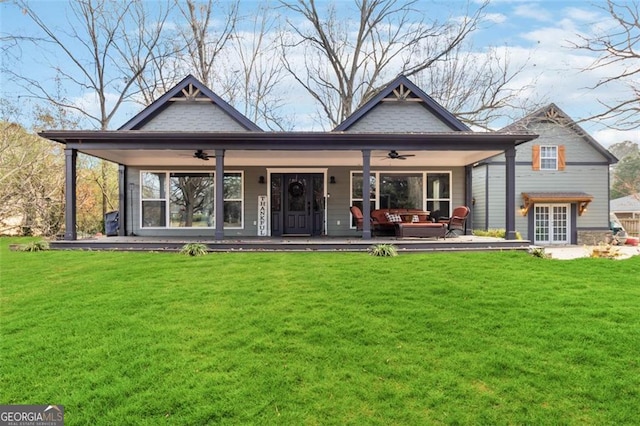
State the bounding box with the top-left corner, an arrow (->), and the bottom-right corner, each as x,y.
481,164 -> 610,240
346,103 -> 453,132
472,116 -> 613,240
126,164 -> 468,237
326,166 -> 359,236
127,166 -> 265,238
471,165 -> 488,230
491,122 -> 610,164
140,102 -> 249,132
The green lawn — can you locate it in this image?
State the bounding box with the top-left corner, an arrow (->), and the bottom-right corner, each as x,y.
1,238 -> 639,425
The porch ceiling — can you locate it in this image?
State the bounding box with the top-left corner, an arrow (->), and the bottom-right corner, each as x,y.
40,130 -> 538,167
80,148 -> 505,167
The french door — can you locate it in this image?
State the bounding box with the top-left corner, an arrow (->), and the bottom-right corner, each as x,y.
534,204 -> 569,244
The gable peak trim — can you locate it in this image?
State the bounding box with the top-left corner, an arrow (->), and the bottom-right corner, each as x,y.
119,74 -> 262,131
334,75 -> 470,132
384,84 -> 421,102
174,83 -> 203,101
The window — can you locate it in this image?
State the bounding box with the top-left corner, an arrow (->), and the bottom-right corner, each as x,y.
540,146 -> 557,170
379,173 -> 423,209
141,172 -> 167,227
426,173 -> 451,219
349,171 -> 451,228
350,174 -> 376,227
223,173 -> 243,227
532,145 -> 565,171
140,171 -> 243,228
169,173 -> 214,227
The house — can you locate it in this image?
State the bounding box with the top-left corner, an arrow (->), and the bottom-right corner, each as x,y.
41,74 -> 539,242
473,104 -> 618,245
611,195 -> 640,219
611,195 -> 640,236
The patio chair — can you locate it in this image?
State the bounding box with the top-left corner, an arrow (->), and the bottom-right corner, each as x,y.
438,205 -> 470,236
350,205 -> 364,231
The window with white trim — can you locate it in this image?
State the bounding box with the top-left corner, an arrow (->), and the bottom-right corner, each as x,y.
350,173 -> 377,227
349,171 -> 451,227
140,171 -> 243,228
426,173 -> 451,219
540,146 -> 558,170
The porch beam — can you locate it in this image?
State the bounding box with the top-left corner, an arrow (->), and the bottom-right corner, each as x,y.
64,148 -> 77,240
505,147 -> 517,240
215,149 -> 225,240
362,149 -> 372,239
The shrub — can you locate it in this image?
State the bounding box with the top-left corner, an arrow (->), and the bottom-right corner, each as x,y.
528,246 -> 550,259
17,240 -> 50,252
180,243 -> 208,256
368,243 -> 398,257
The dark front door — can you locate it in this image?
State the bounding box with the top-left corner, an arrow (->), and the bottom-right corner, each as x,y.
271,173 -> 325,236
283,174 -> 312,235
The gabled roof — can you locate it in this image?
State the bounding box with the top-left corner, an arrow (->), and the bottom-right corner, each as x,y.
333,75 -> 470,132
611,195 -> 640,212
502,103 -> 617,164
119,74 -> 262,131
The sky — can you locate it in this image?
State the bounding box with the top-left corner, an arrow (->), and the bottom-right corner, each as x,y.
0,0 -> 638,147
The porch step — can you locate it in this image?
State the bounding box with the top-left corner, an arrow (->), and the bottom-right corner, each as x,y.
50,237 -> 531,253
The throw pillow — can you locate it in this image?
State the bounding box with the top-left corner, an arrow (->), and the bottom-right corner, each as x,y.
385,213 -> 402,223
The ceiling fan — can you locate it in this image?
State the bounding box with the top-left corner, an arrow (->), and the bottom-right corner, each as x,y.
385,150 -> 415,160
193,149 -> 212,161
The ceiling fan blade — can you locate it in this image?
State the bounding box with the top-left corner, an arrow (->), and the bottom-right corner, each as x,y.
193,149 -> 212,160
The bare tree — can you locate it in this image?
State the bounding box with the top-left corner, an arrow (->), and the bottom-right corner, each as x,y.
279,0 -> 488,128
175,0 -> 239,87
572,0 -> 640,130
6,0 -> 173,130
5,0 -> 173,225
414,44 -> 542,130
219,2 -> 293,130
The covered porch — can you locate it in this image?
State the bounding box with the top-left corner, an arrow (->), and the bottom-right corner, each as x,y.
40,131 -> 537,243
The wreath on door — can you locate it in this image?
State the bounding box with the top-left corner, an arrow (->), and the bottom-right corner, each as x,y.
288,181 -> 304,197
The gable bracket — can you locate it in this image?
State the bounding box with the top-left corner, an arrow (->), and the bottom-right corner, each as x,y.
383,84 -> 422,102
169,84 -> 208,102
521,192 -> 594,217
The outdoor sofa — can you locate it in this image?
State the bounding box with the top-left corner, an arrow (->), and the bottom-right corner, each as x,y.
370,209 -> 434,236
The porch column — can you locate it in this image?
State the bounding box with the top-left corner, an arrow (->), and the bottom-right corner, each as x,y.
464,165 -> 473,235
64,148 -> 77,240
118,165 -> 126,237
215,149 -> 225,240
505,147 -> 517,240
362,149 -> 372,239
